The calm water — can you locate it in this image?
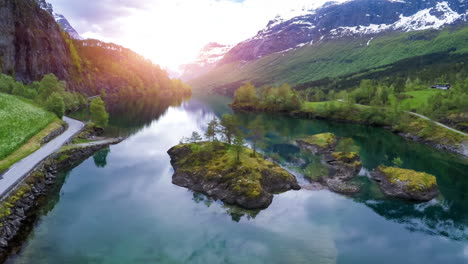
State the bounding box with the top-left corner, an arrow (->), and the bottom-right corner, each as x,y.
6,95 -> 468,264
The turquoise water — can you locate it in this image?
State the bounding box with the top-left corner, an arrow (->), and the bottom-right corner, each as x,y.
6,95 -> 468,264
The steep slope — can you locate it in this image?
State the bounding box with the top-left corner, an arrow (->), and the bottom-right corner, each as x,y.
191,0 -> 468,95
0,0 -> 72,83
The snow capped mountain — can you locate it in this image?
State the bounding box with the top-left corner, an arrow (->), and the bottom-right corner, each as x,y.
36,0 -> 82,39
54,13 -> 83,40
180,43 -> 232,81
219,0 -> 468,64
194,43 -> 233,67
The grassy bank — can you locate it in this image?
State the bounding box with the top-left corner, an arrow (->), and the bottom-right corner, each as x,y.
0,93 -> 58,170
233,101 -> 467,152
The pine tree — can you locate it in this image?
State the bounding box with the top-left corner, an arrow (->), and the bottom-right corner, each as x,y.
205,118 -> 219,142
233,133 -> 245,163
248,117 -> 265,156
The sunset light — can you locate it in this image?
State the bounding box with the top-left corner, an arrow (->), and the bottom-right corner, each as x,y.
49,0 -> 341,71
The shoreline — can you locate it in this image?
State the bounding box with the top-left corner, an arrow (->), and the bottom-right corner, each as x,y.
0,125 -> 123,262
231,104 -> 468,158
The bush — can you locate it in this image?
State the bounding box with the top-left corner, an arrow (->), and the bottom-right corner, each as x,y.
46,92 -> 65,118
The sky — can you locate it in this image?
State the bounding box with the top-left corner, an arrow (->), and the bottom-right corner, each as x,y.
48,0 -> 341,71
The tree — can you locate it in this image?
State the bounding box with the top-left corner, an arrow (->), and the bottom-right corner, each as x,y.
220,114 -> 239,144
46,92 -> 65,118
189,131 -> 203,143
392,157 -> 404,168
90,96 -> 109,127
248,117 -> 265,156
232,133 -> 245,163
205,118 -> 219,142
233,82 -> 257,105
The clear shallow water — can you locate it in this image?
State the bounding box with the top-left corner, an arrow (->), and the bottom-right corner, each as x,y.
6,95 -> 468,264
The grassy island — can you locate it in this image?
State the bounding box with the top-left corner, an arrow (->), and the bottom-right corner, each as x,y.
372,166 -> 439,201
168,142 -> 300,209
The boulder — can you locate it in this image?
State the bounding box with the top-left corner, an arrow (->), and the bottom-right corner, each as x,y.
371,166 -> 439,202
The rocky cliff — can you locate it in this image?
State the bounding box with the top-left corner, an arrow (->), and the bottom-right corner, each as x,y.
0,0 -> 72,83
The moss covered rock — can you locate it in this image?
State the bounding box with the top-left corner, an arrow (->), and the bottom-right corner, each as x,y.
296,133 -> 337,154
167,142 -> 300,209
371,166 -> 439,202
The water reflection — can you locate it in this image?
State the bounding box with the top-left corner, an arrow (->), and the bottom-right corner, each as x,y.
93,147 -> 110,168
6,95 -> 468,264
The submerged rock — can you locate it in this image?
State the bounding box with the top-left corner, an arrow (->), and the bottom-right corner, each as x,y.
297,133 -> 362,194
371,166 -> 439,202
167,142 -> 300,209
296,133 -> 337,154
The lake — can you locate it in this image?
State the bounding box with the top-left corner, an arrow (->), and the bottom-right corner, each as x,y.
6,95 -> 468,264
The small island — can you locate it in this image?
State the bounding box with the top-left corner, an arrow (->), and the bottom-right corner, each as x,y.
297,133 -> 362,194
168,142 -> 300,209
371,166 -> 439,202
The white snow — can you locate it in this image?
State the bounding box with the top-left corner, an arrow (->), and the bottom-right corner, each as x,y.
331,1 -> 463,36
393,1 -> 461,31
194,44 -> 233,66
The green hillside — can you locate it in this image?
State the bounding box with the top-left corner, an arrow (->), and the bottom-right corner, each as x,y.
0,93 -> 56,160
191,25 -> 468,95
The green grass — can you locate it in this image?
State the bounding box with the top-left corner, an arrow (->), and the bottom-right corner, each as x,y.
400,90 -> 441,112
300,133 -> 337,149
0,93 -> 56,160
191,26 -> 468,93
173,142 -> 295,198
0,119 -> 63,173
378,166 -> 437,192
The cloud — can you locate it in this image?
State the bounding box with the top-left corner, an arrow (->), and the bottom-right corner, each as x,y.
48,0 -> 343,70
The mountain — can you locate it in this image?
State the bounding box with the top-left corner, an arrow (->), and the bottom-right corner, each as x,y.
190,0 -> 468,95
0,0 -> 191,101
36,0 -> 82,39
0,0 -> 73,82
180,43 -> 232,81
54,13 -> 82,40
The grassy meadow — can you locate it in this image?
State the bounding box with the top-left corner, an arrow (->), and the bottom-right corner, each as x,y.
0,93 -> 56,163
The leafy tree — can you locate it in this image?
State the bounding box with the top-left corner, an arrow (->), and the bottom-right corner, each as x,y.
232,133 -> 245,163
205,118 -> 219,142
220,114 -> 239,144
248,117 -> 265,156
46,92 -> 65,118
189,131 -> 203,143
233,82 -> 257,104
90,96 -> 109,127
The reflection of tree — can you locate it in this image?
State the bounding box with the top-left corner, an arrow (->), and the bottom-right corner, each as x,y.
191,192 -> 260,222
93,147 -> 111,168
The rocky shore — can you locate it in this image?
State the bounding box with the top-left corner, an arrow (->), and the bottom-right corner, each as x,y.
0,127 -> 123,261
168,142 -> 300,209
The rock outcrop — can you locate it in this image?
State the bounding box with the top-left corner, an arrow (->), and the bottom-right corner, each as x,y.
168,142 -> 300,209
297,133 -> 362,194
0,0 -> 72,82
371,166 -> 439,202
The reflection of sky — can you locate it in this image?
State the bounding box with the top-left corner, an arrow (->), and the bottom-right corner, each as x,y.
7,98 -> 468,264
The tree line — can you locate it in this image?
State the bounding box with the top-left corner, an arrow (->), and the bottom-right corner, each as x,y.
182,114 -> 266,163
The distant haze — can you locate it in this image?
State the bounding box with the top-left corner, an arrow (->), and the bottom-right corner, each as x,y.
48,0 -> 347,71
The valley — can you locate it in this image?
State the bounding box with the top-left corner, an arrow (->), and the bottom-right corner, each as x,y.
0,0 -> 467,263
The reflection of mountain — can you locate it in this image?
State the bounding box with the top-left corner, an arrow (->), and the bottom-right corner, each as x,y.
105,95 -> 189,137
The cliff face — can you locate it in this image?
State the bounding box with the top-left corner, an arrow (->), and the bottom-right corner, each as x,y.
0,0 -> 72,83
